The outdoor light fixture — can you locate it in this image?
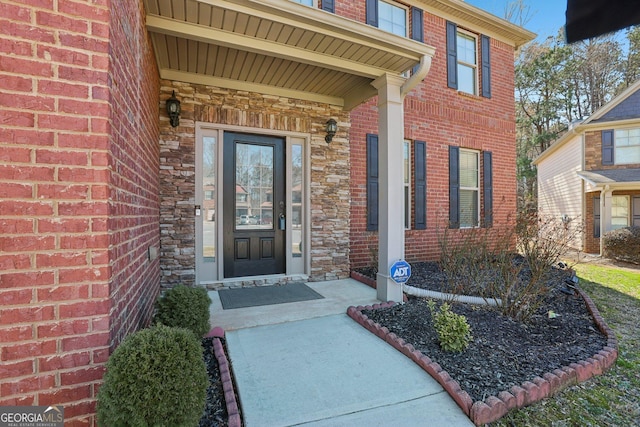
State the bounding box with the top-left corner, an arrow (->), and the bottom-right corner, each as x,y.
166,90 -> 181,127
325,118 -> 337,143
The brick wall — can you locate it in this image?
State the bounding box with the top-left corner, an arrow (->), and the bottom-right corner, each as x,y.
350,10 -> 518,268
584,192 -> 599,253
158,82 -> 351,285
0,0 -> 159,425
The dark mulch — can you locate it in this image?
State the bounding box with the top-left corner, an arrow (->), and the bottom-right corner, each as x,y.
358,261 -> 609,403
200,337 -> 228,427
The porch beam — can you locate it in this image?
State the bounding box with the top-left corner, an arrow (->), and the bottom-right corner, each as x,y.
372,73 -> 407,303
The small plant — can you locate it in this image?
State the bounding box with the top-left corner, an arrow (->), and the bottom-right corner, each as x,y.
97,325 -> 208,427
427,300 -> 473,352
603,226 -> 640,264
154,284 -> 212,338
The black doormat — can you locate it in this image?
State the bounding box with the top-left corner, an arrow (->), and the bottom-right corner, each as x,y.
218,283 -> 324,310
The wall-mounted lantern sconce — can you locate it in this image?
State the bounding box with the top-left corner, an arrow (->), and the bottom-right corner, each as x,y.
166,90 -> 181,127
325,118 -> 337,144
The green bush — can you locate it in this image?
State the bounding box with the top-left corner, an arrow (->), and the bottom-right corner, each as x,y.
427,300 -> 473,352
603,226 -> 640,264
154,285 -> 212,338
97,325 -> 208,427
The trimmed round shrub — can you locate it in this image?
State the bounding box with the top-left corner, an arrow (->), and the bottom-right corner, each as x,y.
154,285 -> 212,338
97,325 -> 208,427
603,226 -> 640,264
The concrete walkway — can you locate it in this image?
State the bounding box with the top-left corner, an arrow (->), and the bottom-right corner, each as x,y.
209,279 -> 474,426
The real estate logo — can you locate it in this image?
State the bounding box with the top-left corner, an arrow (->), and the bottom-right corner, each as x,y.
0,406 -> 64,427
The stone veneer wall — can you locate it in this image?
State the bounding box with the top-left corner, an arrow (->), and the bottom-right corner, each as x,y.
158,81 -> 351,286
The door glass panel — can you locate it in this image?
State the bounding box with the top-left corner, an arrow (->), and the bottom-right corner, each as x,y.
235,143 -> 274,230
292,144 -> 303,258
202,136 -> 216,262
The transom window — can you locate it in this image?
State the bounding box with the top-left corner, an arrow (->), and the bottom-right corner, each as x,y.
611,195 -> 629,230
456,31 -> 477,95
459,149 -> 479,228
615,128 -> 640,164
378,0 -> 407,37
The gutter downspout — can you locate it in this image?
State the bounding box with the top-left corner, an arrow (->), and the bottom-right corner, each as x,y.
401,55 -> 432,98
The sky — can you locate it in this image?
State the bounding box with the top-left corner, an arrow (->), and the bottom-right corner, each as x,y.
465,0 -> 567,41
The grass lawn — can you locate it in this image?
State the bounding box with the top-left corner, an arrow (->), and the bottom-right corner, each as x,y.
492,263 -> 640,426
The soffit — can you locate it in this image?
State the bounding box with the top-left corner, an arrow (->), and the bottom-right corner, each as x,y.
417,0 -> 535,47
144,0 -> 435,109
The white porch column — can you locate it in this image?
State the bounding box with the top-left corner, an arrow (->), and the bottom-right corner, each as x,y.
372,73 -> 406,302
600,186 -> 612,255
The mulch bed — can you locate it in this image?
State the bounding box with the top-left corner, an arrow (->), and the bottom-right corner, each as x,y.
351,261 -> 617,424
200,337 -> 229,427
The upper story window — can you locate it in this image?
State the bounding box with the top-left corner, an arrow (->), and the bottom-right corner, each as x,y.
615,128 -> 640,164
446,21 -> 491,98
290,0 -> 314,6
366,0 -> 414,39
456,31 -> 477,95
602,128 -> 640,165
378,0 -> 407,37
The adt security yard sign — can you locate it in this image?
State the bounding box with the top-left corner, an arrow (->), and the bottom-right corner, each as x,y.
390,260 -> 411,284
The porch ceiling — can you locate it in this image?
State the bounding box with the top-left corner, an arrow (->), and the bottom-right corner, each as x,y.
143,0 -> 435,109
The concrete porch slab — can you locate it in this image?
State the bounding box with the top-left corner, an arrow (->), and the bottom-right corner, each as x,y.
208,279 -> 380,331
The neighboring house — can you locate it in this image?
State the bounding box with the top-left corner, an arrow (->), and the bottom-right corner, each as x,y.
535,79 -> 640,255
0,0 -> 532,424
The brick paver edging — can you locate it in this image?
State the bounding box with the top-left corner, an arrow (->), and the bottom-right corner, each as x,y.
346,289 -> 618,426
207,328 -> 242,427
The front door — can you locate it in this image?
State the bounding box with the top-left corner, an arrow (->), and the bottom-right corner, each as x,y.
223,132 -> 286,277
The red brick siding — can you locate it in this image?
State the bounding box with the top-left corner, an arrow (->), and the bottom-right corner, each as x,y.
0,0 -> 159,425
349,10 -> 518,268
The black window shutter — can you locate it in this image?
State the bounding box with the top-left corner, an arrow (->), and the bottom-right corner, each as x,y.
366,0 -> 378,27
411,8 -> 424,42
482,151 -> 493,228
449,146 -> 460,228
414,141 -> 427,230
633,196 -> 640,227
446,21 -> 458,89
602,130 -> 614,165
593,196 -> 601,238
481,35 -> 491,98
322,0 -> 335,13
366,134 -> 379,231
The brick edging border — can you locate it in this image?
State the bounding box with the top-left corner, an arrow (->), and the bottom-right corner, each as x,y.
346,289 -> 618,426
207,328 -> 242,427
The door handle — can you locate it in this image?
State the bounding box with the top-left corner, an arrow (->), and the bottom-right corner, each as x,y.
278,213 -> 286,230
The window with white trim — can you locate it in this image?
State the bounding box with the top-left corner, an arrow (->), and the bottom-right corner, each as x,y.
457,31 -> 477,95
403,140 -> 411,229
378,0 -> 408,37
611,195 -> 629,230
615,128 -> 640,164
291,0 -> 314,6
459,149 -> 479,228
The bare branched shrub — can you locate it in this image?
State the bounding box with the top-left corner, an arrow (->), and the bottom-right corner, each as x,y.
437,226 -> 494,297
436,213 -> 582,322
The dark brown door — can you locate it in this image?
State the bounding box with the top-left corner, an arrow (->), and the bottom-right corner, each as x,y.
223,132 -> 285,278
